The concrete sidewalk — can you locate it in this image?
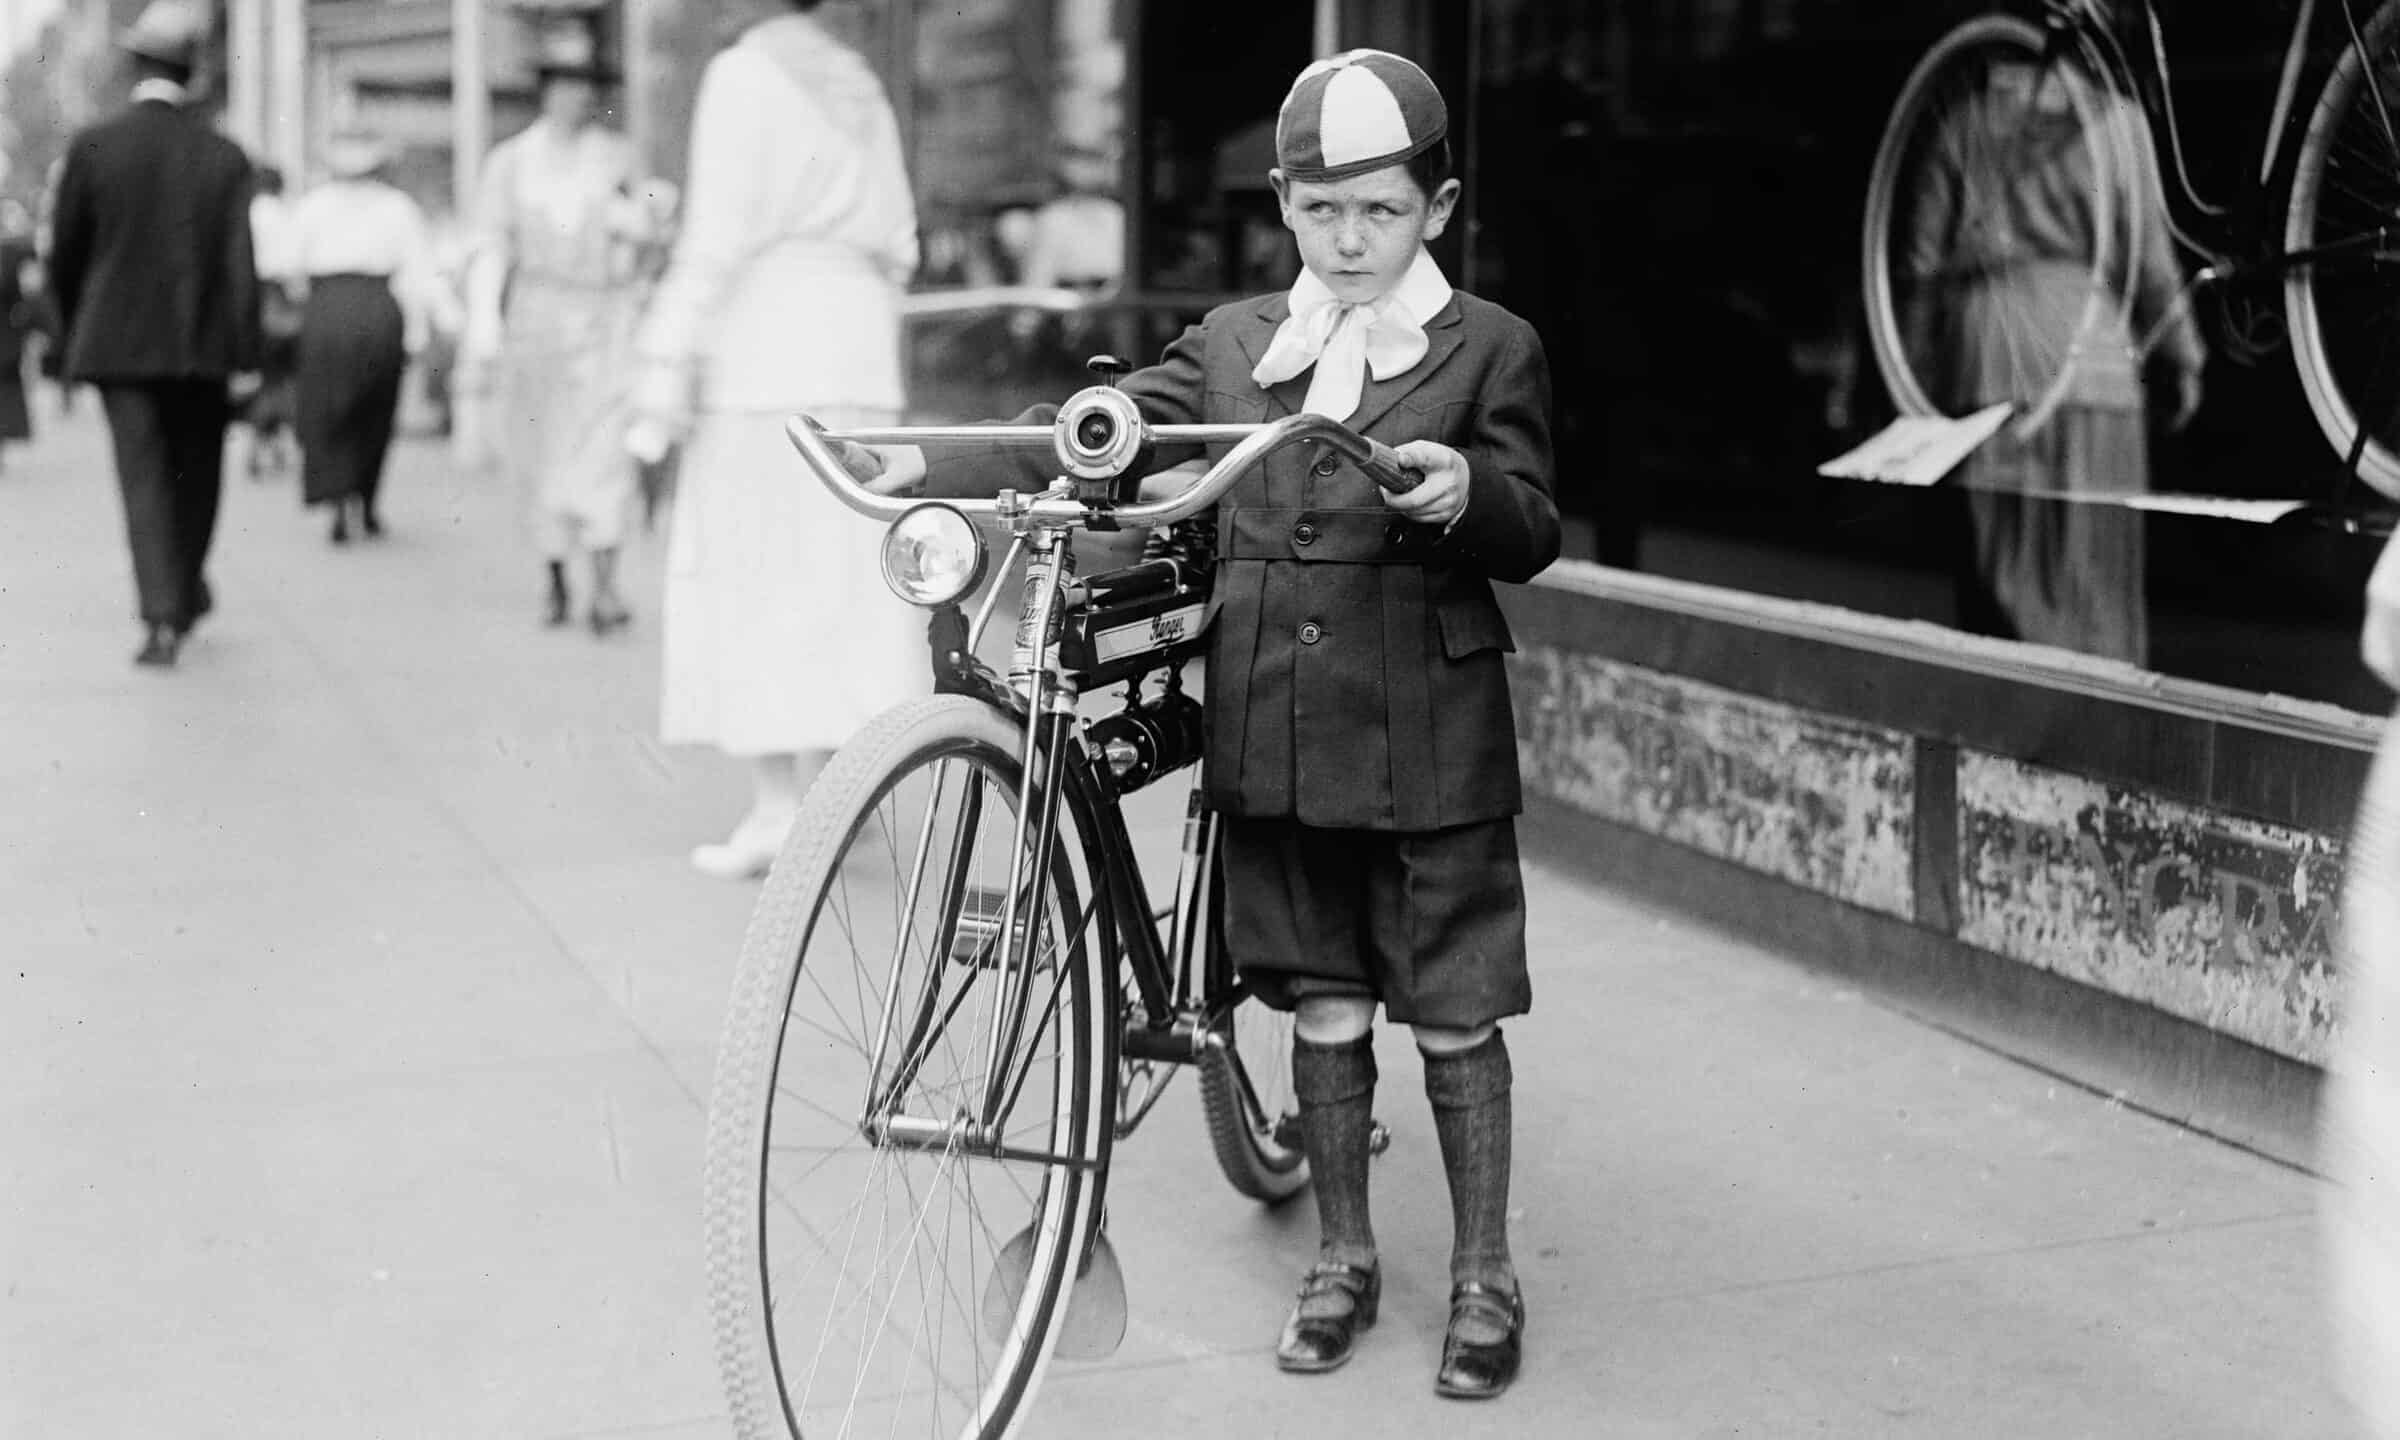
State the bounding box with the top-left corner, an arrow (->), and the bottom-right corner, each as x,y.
0,407 -> 2353,1438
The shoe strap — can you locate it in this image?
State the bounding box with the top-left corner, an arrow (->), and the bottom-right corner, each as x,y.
1301,1260 -> 1375,1293
1294,1261 -> 1375,1323
1448,1280 -> 1520,1328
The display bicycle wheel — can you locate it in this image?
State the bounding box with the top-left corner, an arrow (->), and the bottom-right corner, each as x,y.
2285,0 -> 2400,500
705,695 -> 1117,1440
1862,13 -> 2129,437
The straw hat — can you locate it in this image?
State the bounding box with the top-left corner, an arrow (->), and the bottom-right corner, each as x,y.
118,0 -> 210,70
532,21 -> 619,84
324,132 -> 394,181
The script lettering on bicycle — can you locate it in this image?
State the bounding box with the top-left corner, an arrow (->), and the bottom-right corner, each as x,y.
1094,603 -> 1205,664
1817,403 -> 2013,487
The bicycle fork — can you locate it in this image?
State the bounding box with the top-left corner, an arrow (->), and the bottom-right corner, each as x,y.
862,526 -> 1088,1160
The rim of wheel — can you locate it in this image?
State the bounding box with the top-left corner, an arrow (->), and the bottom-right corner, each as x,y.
719,712 -> 1110,1440
1861,15 -> 2126,439
2283,2 -> 2400,501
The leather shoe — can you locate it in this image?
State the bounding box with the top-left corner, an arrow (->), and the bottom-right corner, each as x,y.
1435,1281 -> 1524,1399
134,624 -> 180,668
1275,1260 -> 1379,1374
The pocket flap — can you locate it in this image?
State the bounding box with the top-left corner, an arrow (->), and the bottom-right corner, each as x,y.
1436,599 -> 1516,658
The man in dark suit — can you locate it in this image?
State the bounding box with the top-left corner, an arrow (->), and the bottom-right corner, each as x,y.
49,0 -> 260,668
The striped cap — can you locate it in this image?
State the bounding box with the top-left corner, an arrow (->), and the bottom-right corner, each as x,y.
1274,50 -> 1448,184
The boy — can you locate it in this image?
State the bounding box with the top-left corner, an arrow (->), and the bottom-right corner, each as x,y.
852,49 -> 1559,1399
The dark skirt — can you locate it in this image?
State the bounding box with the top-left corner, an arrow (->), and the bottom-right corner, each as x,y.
0,368 -> 29,442
239,280 -> 303,433
296,274 -> 405,508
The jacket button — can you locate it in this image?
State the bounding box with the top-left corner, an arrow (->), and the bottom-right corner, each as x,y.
1312,451 -> 1339,477
1298,622 -> 1323,645
1293,521 -> 1318,547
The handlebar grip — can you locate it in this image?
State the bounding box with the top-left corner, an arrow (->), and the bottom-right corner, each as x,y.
1364,439 -> 1423,494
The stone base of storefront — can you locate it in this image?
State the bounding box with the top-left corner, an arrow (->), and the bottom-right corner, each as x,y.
1503,560 -> 2379,1172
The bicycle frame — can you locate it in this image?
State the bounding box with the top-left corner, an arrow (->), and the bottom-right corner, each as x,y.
787,409 -> 1415,1153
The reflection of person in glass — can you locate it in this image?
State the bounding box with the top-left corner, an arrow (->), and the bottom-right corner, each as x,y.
1906,61 -> 2205,665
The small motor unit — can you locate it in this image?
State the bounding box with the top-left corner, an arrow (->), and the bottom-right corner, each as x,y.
1057,558 -> 1210,690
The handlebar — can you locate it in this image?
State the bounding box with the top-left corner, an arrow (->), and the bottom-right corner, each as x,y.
783,393 -> 1423,529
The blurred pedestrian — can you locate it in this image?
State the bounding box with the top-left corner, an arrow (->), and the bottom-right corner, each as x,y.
32,159 -> 76,420
464,20 -> 658,634
285,133 -> 434,544
243,164 -> 302,480
2331,526 -> 2400,1437
0,199 -> 38,470
631,0 -> 922,879
47,0 -> 261,668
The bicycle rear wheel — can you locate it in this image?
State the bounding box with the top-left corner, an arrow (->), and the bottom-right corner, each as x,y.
1862,14 -> 2126,436
1198,997 -> 1308,1201
2285,0 -> 2400,500
705,696 -> 1116,1440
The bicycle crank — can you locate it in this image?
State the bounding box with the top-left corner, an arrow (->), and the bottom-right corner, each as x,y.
982,1217 -> 1128,1360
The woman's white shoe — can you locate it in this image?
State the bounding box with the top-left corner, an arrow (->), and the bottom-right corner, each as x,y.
690,811 -> 795,880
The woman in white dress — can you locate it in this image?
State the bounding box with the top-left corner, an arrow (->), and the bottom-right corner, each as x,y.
466,29 -> 658,633
633,0 -> 924,879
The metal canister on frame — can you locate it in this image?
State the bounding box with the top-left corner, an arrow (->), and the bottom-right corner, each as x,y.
1008,544 -> 1076,692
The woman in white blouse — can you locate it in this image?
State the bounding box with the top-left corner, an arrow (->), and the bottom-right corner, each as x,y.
633,0 -> 924,879
282,133 -> 434,543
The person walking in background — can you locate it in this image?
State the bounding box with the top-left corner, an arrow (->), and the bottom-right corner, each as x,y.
283,134 -> 435,544
630,0 -> 923,880
242,164 -> 302,480
47,0 -> 260,669
0,200 -> 38,472
464,20 -> 657,634
31,159 -> 76,421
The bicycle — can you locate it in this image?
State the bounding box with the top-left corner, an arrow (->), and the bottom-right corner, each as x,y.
701,376 -> 1425,1439
1863,0 -> 2400,498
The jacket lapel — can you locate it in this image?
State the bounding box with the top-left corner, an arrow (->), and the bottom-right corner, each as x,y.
1343,295 -> 1467,437
1231,295 -> 1311,418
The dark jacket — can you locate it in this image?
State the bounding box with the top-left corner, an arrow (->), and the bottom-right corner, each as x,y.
49,98 -> 260,383
934,289 -> 1561,831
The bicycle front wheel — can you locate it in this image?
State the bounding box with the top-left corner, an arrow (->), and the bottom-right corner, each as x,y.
705,695 -> 1117,1440
1862,14 -> 2126,436
2286,0 -> 2400,499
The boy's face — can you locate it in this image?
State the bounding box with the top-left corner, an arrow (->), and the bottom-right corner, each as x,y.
1271,164 -> 1461,306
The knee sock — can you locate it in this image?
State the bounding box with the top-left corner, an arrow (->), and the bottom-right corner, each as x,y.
1292,1035 -> 1379,1272
1423,1031 -> 1517,1297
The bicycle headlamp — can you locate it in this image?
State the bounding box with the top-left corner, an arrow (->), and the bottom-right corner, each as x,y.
880,503 -> 988,608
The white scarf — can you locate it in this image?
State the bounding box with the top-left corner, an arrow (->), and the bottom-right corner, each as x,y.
1250,248 -> 1453,421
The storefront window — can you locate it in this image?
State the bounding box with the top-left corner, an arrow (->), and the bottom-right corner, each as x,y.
890,0 -> 1132,416
1453,0 -> 2388,713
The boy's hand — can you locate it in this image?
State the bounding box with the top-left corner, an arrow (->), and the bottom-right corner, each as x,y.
848,441 -> 928,496
1383,440 -> 1471,529
1135,458 -> 1210,503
